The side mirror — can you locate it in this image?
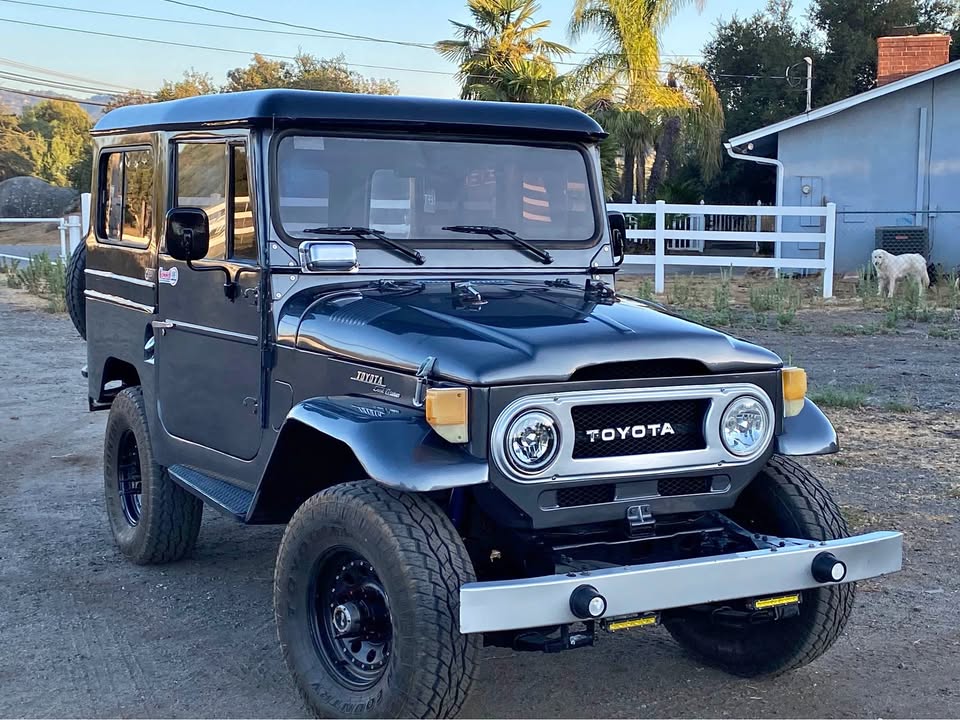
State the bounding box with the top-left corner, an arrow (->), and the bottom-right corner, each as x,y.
607,211 -> 626,266
165,207 -> 210,262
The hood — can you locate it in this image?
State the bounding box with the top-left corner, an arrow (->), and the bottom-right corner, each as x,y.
290,280 -> 782,385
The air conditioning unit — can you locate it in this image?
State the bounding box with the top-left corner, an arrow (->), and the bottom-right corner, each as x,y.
875,226 -> 929,257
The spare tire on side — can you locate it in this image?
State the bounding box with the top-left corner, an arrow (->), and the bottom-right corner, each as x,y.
66,241 -> 86,340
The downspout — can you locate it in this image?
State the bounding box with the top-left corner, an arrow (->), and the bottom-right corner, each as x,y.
724,142 -> 784,228
725,142 -> 785,271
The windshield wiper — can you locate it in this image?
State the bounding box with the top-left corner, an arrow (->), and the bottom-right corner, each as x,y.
442,225 -> 553,265
303,226 -> 424,265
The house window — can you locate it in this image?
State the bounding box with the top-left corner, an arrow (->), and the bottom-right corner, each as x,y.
98,148 -> 154,245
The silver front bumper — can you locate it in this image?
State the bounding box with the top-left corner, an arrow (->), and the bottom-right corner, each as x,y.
459,531 -> 902,634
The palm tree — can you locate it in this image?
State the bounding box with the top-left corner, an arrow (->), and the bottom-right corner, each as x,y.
570,0 -> 724,200
437,0 -> 571,102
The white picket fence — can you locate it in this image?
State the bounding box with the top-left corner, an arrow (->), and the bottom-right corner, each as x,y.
608,201 -> 838,298
0,192 -> 90,263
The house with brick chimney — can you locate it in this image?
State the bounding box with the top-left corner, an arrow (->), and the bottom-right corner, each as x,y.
726,32 -> 959,272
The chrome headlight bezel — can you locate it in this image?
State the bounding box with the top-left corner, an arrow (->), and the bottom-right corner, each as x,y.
503,409 -> 561,475
719,394 -> 772,458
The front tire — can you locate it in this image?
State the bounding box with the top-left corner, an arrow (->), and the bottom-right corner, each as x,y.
103,387 -> 203,564
274,481 -> 479,719
664,456 -> 855,677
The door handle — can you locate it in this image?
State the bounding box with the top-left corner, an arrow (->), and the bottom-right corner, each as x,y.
152,320 -> 175,336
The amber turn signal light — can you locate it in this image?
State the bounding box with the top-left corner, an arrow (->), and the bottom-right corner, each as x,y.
425,388 -> 469,443
782,367 -> 807,418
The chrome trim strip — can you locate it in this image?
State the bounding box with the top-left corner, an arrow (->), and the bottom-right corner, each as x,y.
491,384 -> 776,484
166,319 -> 258,343
84,268 -> 155,287
84,289 -> 154,314
460,531 -> 903,633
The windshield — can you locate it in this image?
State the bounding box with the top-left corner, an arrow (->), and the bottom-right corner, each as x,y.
273,135 -> 597,244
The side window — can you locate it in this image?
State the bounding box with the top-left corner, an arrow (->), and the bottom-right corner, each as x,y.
230,144 -> 257,261
98,148 -> 154,245
176,143 -> 227,259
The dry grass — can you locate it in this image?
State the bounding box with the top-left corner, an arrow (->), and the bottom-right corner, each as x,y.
0,222 -> 61,246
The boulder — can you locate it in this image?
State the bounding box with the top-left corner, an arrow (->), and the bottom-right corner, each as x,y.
0,176 -> 78,218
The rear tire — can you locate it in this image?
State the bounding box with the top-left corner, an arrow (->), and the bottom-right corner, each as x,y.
274,481 -> 479,718
664,456 -> 855,677
103,387 -> 203,564
65,241 -> 86,340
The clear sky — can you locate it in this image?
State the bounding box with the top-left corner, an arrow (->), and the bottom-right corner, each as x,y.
0,0 -> 793,103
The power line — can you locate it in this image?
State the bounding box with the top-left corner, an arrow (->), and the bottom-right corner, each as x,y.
0,0 -> 432,48
0,55 -> 134,91
0,69 -> 121,95
0,85 -> 110,105
0,16 -> 463,77
158,0 -> 435,49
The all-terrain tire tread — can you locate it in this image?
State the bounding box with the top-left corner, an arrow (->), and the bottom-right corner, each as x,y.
106,388 -> 202,564
65,241 -> 86,340
666,455 -> 855,678
278,481 -> 479,719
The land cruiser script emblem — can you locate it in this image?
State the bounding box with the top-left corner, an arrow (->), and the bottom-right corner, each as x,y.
585,423 -> 675,443
158,267 -> 179,286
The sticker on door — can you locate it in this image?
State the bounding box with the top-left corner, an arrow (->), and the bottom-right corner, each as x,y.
158,267 -> 179,286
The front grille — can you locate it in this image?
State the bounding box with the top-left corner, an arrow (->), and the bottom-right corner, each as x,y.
556,485 -> 616,508
571,399 -> 708,459
657,476 -> 712,496
570,359 -> 709,382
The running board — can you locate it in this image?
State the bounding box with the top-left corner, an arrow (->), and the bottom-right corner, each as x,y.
167,464 -> 253,522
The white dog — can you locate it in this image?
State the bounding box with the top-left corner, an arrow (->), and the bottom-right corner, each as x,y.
871,249 -> 929,299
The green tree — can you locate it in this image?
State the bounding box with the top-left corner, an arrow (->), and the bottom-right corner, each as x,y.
436,0 -> 571,101
810,0 -> 958,104
703,0 -> 819,139
223,53 -> 398,94
570,0 -> 725,200
224,54 -> 293,92
19,100 -> 92,188
0,114 -> 44,181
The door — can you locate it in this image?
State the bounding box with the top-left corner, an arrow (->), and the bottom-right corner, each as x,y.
156,139 -> 263,460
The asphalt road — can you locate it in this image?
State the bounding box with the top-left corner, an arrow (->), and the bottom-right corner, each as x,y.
0,243 -> 63,261
1,291 -> 957,718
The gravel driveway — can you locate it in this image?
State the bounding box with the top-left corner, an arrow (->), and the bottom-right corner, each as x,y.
1,289 -> 957,718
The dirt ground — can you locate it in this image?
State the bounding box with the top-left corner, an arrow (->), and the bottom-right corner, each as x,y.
1,286 -> 958,719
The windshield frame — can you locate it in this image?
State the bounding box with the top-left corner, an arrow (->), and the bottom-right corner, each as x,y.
268,129 -> 604,251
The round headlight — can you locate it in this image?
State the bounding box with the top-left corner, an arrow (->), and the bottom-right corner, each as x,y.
505,410 -> 560,473
720,396 -> 769,456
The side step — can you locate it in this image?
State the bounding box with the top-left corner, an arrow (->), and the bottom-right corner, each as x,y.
167,464 -> 253,522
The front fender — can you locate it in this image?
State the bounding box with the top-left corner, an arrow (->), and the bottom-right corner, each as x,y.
285,396 -> 489,491
774,398 -> 839,456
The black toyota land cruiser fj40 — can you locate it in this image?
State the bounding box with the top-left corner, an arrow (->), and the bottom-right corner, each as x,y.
68,90 -> 902,718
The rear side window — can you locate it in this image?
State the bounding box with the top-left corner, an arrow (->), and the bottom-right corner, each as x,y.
98,148 -> 154,245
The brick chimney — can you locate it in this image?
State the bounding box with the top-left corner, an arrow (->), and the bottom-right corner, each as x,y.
877,34 -> 952,86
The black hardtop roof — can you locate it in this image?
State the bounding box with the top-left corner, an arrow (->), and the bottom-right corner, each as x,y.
92,89 -> 607,140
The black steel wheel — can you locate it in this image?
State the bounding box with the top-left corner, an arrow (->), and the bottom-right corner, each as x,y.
664,455 -> 855,677
103,387 -> 203,564
116,429 -> 143,526
275,481 -> 479,718
310,549 -> 393,690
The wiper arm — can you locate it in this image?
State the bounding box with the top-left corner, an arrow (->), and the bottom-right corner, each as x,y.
303,226 -> 424,265
442,225 -> 553,265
